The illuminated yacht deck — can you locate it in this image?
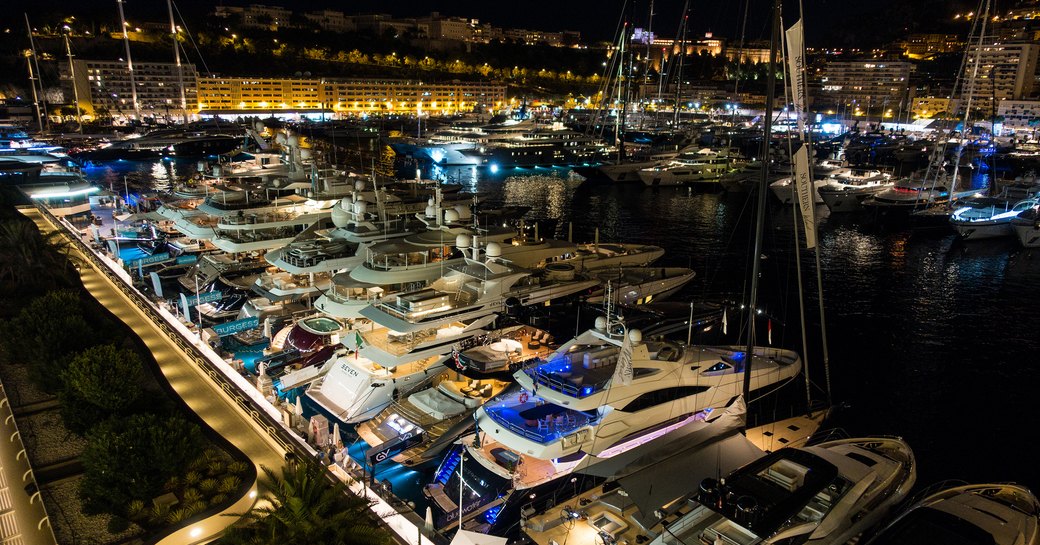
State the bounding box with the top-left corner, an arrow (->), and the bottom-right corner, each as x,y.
480,391 -> 597,445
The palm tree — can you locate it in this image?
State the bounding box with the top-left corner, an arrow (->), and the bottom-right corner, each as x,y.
0,219 -> 80,297
221,464 -> 388,545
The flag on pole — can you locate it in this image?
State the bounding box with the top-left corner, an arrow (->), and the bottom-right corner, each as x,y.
785,18 -> 807,134
611,329 -> 634,386
355,330 -> 365,360
722,307 -> 728,335
792,145 -> 818,249
767,319 -> 773,345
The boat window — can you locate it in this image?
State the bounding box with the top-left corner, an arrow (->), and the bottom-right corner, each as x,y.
621,386 -> 710,412
632,367 -> 658,378
704,361 -> 730,373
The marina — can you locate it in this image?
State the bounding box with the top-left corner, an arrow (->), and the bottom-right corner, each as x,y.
5,0 -> 1040,541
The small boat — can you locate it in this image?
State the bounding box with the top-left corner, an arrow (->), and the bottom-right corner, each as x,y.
951,197 -> 1039,241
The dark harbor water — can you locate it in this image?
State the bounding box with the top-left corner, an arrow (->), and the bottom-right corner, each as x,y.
83,158 -> 1040,500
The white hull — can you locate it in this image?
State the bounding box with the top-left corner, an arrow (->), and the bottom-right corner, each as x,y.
598,161 -> 656,182
306,356 -> 447,424
771,178 -> 826,204
953,221 -> 1014,240
1014,222 -> 1040,247
820,187 -> 887,212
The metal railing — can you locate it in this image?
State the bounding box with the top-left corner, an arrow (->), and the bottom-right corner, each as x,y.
29,203 -> 440,545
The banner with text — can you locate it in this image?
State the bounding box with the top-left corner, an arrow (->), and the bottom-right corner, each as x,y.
211,316 -> 260,337
126,252 -> 171,267
785,18 -> 807,134
793,145 -> 817,249
180,290 -> 224,317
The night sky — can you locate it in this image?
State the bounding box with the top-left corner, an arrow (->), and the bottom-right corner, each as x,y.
20,0 -> 980,45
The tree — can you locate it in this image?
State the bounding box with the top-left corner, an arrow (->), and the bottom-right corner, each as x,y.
80,414 -> 204,514
220,464 -> 388,545
59,344 -> 144,435
0,219 -> 79,297
0,290 -> 94,392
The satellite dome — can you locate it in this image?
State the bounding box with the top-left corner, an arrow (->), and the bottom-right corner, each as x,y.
254,121 -> 264,132
428,197 -> 436,207
354,201 -> 368,215
594,316 -> 608,330
331,204 -> 351,228
454,205 -> 472,220
629,329 -> 643,343
425,205 -> 437,218
456,234 -> 472,248
485,242 -> 502,258
444,209 -> 460,223
355,180 -> 366,191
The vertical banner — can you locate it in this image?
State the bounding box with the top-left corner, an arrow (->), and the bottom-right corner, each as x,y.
793,145 -> 817,249
785,18 -> 807,134
611,329 -> 634,386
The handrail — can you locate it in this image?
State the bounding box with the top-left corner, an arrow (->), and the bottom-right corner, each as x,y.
28,203 -> 443,545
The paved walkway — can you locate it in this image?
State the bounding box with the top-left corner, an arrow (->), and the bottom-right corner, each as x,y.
23,207 -> 287,544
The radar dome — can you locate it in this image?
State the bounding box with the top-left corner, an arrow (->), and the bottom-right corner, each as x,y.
455,234 -> 471,249
425,205 -> 437,218
444,209 -> 460,223
286,135 -> 299,147
485,242 -> 502,258
354,201 -> 368,215
254,121 -> 264,132
629,329 -> 643,343
331,204 -> 351,228
594,316 -> 608,331
454,205 -> 472,220
428,198 -> 436,207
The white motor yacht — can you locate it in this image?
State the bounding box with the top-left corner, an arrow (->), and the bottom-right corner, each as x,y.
638,148 -> 748,187
819,168 -> 894,212
648,436 -> 916,545
952,197 -> 1039,241
1012,206 -> 1040,247
861,170 -> 952,215
769,176 -> 828,204
863,483 -> 1039,545
584,266 -> 697,305
423,317 -> 802,534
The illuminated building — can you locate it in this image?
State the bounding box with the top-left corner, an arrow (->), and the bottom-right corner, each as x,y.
196,77 -> 506,117
59,59 -> 198,120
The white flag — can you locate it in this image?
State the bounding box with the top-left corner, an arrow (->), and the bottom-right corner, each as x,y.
611,330 -> 634,386
793,145 -> 817,249
785,19 -> 807,134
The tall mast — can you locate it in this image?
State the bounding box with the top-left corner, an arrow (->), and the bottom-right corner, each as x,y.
672,1 -> 690,128
167,0 -> 188,124
615,25 -> 626,163
743,0 -> 781,402
23,14 -> 44,133
116,0 -> 141,121
62,26 -> 83,134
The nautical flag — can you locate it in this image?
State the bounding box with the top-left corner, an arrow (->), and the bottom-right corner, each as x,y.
611,329 -> 634,386
793,145 -> 817,249
722,307 -> 728,335
355,331 -> 364,360
767,319 -> 773,345
785,18 -> 807,134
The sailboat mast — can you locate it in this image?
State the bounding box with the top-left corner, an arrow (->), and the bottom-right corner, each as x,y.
62,26 -> 84,135
116,0 -> 141,121
672,1 -> 690,128
743,0 -> 781,401
167,0 -> 188,124
25,15 -> 48,132
615,26 -> 626,163
23,15 -> 44,134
